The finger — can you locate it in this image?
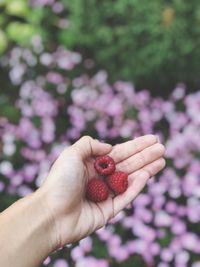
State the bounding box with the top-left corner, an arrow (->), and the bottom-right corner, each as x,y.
116,143 -> 165,174
129,157 -> 166,182
73,136 -> 112,158
109,135 -> 157,163
113,158 -> 166,215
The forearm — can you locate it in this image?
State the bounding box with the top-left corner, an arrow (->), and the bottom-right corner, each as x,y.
0,189 -> 56,267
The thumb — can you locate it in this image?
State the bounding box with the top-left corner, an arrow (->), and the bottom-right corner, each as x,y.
73,136 -> 112,158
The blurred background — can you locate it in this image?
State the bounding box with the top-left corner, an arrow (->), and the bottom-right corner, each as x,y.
0,0 -> 200,267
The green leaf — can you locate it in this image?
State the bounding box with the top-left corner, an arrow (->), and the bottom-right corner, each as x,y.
0,0 -> 6,6
0,29 -> 7,53
6,22 -> 38,45
6,0 -> 29,17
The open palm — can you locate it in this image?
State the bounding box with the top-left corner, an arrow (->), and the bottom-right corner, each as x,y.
40,135 -> 165,248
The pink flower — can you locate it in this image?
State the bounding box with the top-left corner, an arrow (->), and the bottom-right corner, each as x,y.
71,246 -> 84,261
79,237 -> 93,253
54,259 -> 69,267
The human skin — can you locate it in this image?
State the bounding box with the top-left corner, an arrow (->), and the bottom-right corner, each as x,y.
0,135 -> 165,267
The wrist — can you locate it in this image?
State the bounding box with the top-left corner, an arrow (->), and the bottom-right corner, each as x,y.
33,187 -> 60,251
0,187 -> 59,267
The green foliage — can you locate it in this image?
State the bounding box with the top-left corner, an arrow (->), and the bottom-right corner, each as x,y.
0,191 -> 19,212
0,0 -> 44,51
0,29 -> 7,53
6,22 -> 38,44
1,0 -> 200,90
62,0 -> 200,90
5,0 -> 29,17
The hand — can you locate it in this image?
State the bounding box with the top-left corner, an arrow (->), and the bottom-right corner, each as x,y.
38,135 -> 165,250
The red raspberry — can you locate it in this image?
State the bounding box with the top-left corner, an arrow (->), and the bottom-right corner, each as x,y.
94,155 -> 115,176
86,178 -> 109,202
106,171 -> 128,195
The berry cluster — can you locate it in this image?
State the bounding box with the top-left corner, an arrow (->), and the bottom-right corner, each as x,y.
86,155 -> 128,202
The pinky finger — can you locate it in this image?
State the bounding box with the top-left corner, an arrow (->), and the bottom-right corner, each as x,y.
113,158 -> 166,216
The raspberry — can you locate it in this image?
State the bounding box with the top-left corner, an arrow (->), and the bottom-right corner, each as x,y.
106,171 -> 128,195
86,178 -> 109,202
94,155 -> 115,176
